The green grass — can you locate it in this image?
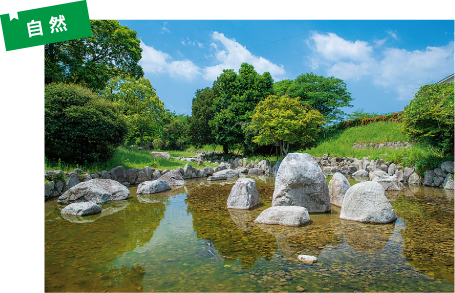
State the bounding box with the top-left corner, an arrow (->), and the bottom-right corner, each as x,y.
184,144 -> 224,152
303,121 -> 452,175
45,147 -> 217,174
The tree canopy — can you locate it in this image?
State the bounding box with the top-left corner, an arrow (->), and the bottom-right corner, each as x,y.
250,95 -> 325,156
188,87 -> 216,147
402,82 -> 454,155
210,63 -> 274,154
45,20 -> 143,91
45,83 -> 128,164
100,77 -> 166,147
276,73 -> 353,123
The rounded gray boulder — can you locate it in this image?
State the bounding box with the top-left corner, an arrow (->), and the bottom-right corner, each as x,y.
58,179 -> 130,205
61,202 -> 102,216
254,206 -> 311,226
340,181 -> 397,224
137,180 -> 171,194
272,153 -> 330,213
227,178 -> 260,209
328,172 -> 350,207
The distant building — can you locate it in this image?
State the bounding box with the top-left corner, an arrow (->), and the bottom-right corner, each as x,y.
436,73 -> 454,84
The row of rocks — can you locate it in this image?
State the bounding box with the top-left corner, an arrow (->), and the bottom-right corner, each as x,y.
352,141 -> 412,149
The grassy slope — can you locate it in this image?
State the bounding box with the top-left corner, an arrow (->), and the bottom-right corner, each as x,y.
45,147 -> 217,174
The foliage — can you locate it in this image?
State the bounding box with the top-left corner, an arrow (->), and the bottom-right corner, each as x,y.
278,72 -> 353,123
161,114 -> 190,150
402,82 -> 454,155
100,76 -> 166,146
45,83 -> 128,165
210,63 -> 274,154
250,95 -> 325,156
346,109 -> 381,120
45,20 -> 143,91
188,87 -> 216,147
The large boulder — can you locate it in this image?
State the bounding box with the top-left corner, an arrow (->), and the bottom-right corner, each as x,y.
66,172 -> 80,189
328,172 -> 350,207
204,165 -> 214,176
423,170 -> 435,186
352,170 -> 369,177
110,166 -> 126,182
227,178 -> 260,209
183,163 -> 197,179
58,179 -> 130,205
254,206 -> 311,226
408,172 -> 422,184
159,170 -> 186,186
441,161 -> 454,174
248,168 -> 264,175
403,167 -> 415,182
272,153 -> 330,213
150,152 -> 171,160
373,176 -> 406,191
137,180 -> 171,194
212,169 -> 239,178
207,175 -> 227,181
369,170 -> 388,181
61,202 -> 102,216
443,174 -> 454,190
126,168 -> 137,184
340,181 -> 397,223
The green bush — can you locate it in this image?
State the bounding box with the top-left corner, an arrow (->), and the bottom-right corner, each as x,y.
45,83 -> 128,165
402,82 -> 454,155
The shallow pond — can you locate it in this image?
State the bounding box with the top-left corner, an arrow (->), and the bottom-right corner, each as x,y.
45,176 -> 454,292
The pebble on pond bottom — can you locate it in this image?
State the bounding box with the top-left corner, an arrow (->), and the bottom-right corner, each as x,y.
297,255 -> 318,264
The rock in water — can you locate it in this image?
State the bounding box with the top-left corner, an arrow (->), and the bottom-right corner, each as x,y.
227,178 -> 260,209
159,170 -> 186,186
272,153 -> 330,213
254,206 -> 311,226
212,169 -> 239,178
58,179 -> 129,204
61,202 -> 102,216
137,180 -> 171,194
373,176 -> 406,191
297,255 -> 317,264
328,172 -> 350,207
340,181 -> 397,224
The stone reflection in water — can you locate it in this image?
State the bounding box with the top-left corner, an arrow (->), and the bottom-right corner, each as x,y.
228,209 -> 255,231
45,190 -> 167,292
185,183 -> 278,269
61,200 -> 129,223
392,192 -> 454,283
258,216 -> 343,263
340,219 -> 395,254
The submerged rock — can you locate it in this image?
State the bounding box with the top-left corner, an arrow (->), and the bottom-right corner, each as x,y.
297,255 -> 317,264
61,202 -> 102,216
328,172 -> 350,207
137,180 -> 171,194
254,206 -> 311,226
227,178 -> 260,209
272,153 -> 330,213
58,179 -> 130,205
340,181 -> 397,224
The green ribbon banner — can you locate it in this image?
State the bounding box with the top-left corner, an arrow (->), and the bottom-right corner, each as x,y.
1,0 -> 92,51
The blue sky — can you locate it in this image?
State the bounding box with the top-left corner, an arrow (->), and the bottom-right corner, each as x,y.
118,20 -> 454,117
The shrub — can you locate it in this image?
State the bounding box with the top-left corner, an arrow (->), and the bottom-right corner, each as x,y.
402,82 -> 454,155
45,83 -> 128,165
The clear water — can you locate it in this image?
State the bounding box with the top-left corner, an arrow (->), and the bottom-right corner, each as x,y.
45,176 -> 454,292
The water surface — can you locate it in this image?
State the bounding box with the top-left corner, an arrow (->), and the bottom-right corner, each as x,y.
45,176 -> 454,292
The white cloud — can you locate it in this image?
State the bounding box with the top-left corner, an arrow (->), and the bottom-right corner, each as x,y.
387,30 -> 398,40
139,42 -> 201,80
202,31 -> 286,81
161,22 -> 169,33
307,32 -> 454,101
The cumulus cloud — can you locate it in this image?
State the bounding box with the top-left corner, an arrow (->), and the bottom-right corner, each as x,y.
139,42 -> 201,80
307,32 -> 454,101
203,31 -> 286,81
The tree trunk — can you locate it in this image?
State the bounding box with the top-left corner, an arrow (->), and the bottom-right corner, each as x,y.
223,144 -> 229,155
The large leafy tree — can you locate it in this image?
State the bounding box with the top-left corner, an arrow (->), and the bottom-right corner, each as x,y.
45,20 -> 143,91
188,87 -> 216,147
100,77 -> 166,146
250,95 -> 325,156
210,63 -> 274,154
402,82 -> 454,155
45,83 -> 128,164
277,73 -> 353,123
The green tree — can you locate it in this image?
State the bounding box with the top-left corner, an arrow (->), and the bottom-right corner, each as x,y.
210,63 -> 274,154
279,73 -> 353,123
162,114 -> 190,150
100,77 -> 166,147
45,83 -> 128,164
188,87 -> 216,147
402,82 -> 454,155
250,95 -> 325,156
45,20 -> 143,91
